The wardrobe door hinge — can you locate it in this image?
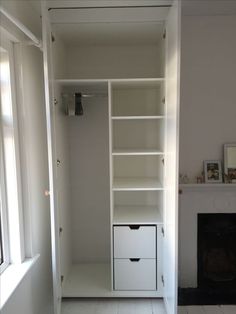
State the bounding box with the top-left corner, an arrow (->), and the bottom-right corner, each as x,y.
51,32 -> 55,42
161,275 -> 165,286
162,158 -> 165,166
162,97 -> 165,104
59,227 -> 63,235
161,227 -> 165,237
61,275 -> 64,285
163,29 -> 166,39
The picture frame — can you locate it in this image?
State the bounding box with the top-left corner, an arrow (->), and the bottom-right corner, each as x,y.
204,160 -> 223,183
224,143 -> 236,183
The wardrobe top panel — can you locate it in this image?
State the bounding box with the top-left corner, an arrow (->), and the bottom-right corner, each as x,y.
48,2 -> 171,24
48,2 -> 171,46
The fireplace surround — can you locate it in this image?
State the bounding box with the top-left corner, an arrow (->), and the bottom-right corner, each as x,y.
178,184 -> 236,305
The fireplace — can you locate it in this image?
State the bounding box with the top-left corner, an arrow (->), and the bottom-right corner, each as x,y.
179,213 -> 236,305
198,213 -> 236,290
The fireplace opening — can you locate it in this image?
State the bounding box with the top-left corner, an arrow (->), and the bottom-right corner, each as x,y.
198,213 -> 236,290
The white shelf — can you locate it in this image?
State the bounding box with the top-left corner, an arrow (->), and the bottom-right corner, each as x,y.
56,78 -> 164,85
113,206 -> 163,225
112,116 -> 165,120
112,149 -> 164,156
110,78 -> 165,87
113,177 -> 163,191
62,263 -> 161,297
55,79 -> 108,87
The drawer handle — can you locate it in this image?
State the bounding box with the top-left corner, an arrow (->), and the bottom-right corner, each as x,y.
129,258 -> 140,262
129,225 -> 140,230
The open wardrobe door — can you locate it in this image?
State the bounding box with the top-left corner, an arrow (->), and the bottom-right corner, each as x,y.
163,1 -> 181,314
41,1 -> 61,313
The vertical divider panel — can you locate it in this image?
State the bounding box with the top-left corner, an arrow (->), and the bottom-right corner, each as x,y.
108,80 -> 114,290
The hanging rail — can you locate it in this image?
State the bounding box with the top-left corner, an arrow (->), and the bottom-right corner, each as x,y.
0,6 -> 42,49
48,5 -> 171,11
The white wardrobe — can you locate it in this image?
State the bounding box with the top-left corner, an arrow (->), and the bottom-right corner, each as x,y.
41,1 -> 181,314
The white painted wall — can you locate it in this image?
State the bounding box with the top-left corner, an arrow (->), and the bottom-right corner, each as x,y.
0,1 -> 53,314
179,14 -> 236,288
179,15 -> 236,182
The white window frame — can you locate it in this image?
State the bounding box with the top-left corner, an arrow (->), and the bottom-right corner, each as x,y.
0,29 -> 41,310
0,130 -> 10,273
0,33 -> 25,271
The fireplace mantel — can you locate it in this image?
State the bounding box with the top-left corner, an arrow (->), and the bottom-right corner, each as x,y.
179,183 -> 236,191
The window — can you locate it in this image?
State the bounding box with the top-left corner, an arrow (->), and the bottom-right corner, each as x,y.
0,36 -> 24,274
0,31 -> 40,309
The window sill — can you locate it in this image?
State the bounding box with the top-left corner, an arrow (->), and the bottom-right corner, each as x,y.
0,254 -> 40,309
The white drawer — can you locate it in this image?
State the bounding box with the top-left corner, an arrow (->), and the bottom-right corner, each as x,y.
114,258 -> 156,291
113,225 -> 156,258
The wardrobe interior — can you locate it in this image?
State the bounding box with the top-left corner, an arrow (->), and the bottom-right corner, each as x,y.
49,6 -> 168,297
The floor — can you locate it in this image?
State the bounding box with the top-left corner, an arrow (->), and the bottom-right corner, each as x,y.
61,299 -> 166,314
63,264 -> 159,297
61,300 -> 236,314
